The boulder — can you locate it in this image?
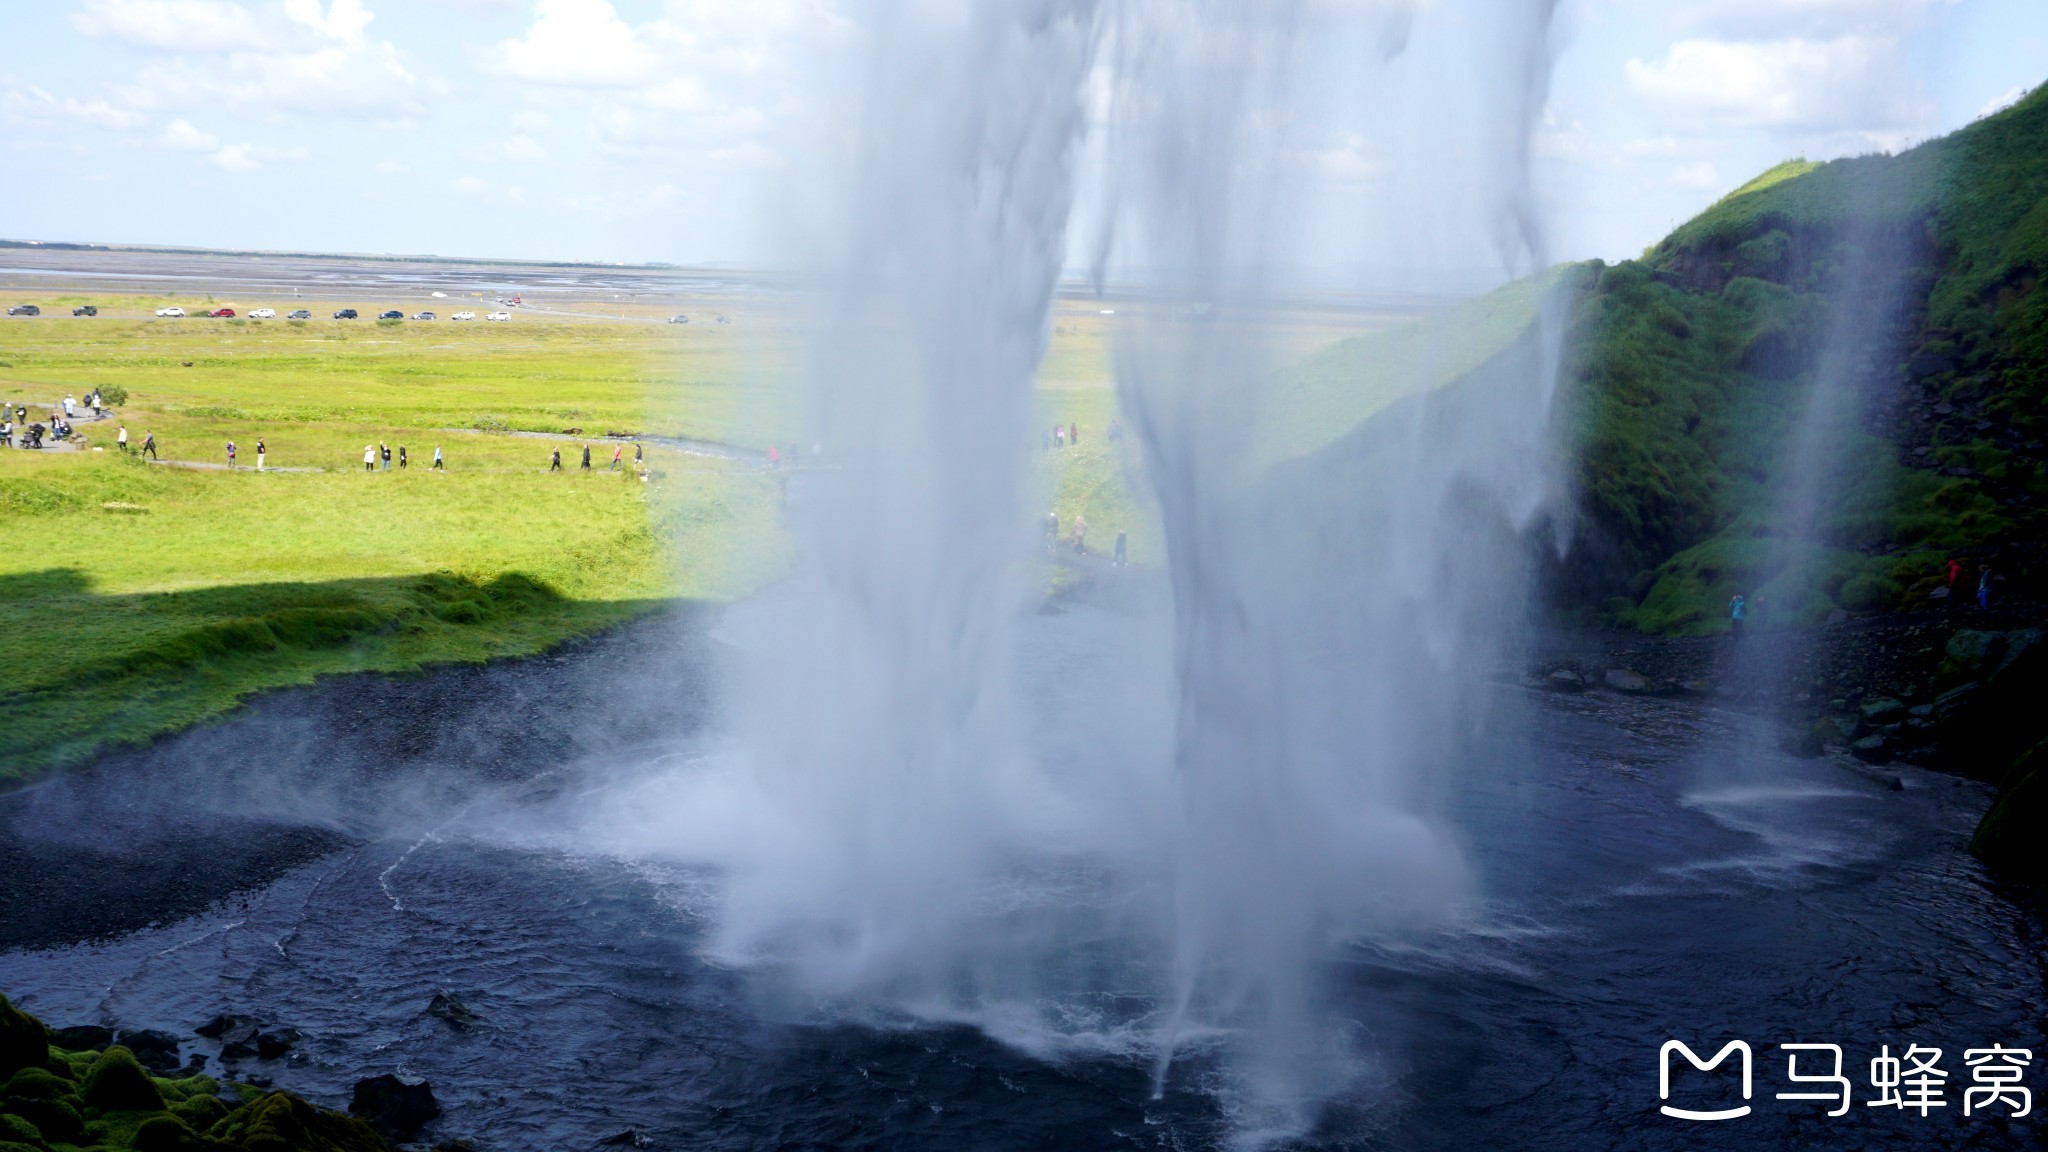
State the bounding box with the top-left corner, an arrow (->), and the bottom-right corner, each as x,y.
1541,668 -> 1585,693
426,992 -> 481,1031
193,1015 -> 240,1040
118,1028 -> 183,1074
1859,697 -> 1905,726
8,1095 -> 84,1144
256,1029 -> 300,1061
350,1073 -> 440,1140
1603,669 -> 1649,694
1946,629 -> 2005,676
1850,734 -> 1892,763
0,996 -> 51,1080
213,1090 -> 388,1152
219,1024 -> 261,1061
49,1025 -> 113,1052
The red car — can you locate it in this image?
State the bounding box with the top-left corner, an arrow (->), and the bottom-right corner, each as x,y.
208,308 -> 236,318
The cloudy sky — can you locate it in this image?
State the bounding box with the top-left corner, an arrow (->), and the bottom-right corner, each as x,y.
1,0 -> 2042,279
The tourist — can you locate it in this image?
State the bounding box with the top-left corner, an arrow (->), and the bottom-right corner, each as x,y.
1978,564 -> 1993,610
116,425 -> 128,453
550,447 -> 562,472
1114,529 -> 1127,566
141,431 -> 157,460
610,444 -> 623,471
1,417 -> 10,447
1072,514 -> 1087,554
398,445 -> 408,469
1046,510 -> 1059,549
1055,424 -> 1065,448
255,437 -> 266,471
225,440 -> 236,469
768,444 -> 780,467
1946,558 -> 1963,614
362,444 -> 374,471
1728,594 -> 1746,638
90,392 -> 102,418
634,443 -> 643,466
381,442 -> 392,471
433,445 -> 444,471
1069,421 -> 1078,445
581,443 -> 591,470
63,395 -> 75,419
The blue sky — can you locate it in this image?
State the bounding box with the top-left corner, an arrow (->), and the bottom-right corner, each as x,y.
1,0 -> 2043,275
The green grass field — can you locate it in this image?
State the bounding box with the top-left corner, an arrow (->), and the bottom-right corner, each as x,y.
0,285 -> 1442,782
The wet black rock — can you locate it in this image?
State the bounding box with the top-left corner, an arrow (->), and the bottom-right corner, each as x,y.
350,1073 -> 441,1139
599,1128 -> 654,1148
1859,697 -> 1905,725
118,1028 -> 184,1074
194,1014 -> 240,1039
256,1028 -> 299,1060
1851,734 -> 1892,763
426,991 -> 482,1030
219,1023 -> 261,1060
49,1025 -> 113,1051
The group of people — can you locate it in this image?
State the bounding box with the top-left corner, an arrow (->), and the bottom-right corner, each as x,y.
3,391 -> 113,448
549,441 -> 641,472
1046,422 -> 1081,450
1043,510 -> 1128,566
1727,556 -> 2006,637
363,441 -> 443,471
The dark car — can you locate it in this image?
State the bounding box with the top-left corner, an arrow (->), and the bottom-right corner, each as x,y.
334,309 -> 359,320
287,309 -> 311,319
378,310 -> 404,320
7,305 -> 39,316
72,305 -> 97,317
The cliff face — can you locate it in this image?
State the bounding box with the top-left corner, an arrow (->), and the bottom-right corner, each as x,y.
1549,83 -> 2048,634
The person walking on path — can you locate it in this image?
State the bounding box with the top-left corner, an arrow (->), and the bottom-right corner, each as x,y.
581,443 -> 592,470
398,446 -> 408,470
90,393 -> 102,418
117,425 -> 128,453
432,445 -> 444,471
1946,558 -> 1963,614
610,444 -> 624,471
364,444 -> 376,472
633,442 -> 643,467
1072,514 -> 1088,555
1054,425 -> 1066,449
1069,422 -> 1078,446
380,442 -> 392,471
225,440 -> 236,469
63,395 -> 75,419
1979,564 -> 1994,610
1729,594 -> 1746,638
141,431 -> 157,460
1114,529 -> 1127,566
255,438 -> 266,471
550,447 -> 563,472
1046,511 -> 1059,550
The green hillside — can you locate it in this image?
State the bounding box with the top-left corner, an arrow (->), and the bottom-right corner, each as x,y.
1555,83 -> 2048,632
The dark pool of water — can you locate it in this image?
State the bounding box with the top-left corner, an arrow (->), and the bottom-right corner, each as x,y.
2,603 -> 2041,1151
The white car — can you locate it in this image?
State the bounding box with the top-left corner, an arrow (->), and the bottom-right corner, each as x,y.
451,311 -> 476,321
155,306 -> 186,318
249,308 -> 276,319
486,311 -> 511,322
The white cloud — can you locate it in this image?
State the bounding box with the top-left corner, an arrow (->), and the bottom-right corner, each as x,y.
372,157 -> 407,173
70,0 -> 375,54
1977,85 -> 2027,119
1625,36 -> 1929,135
1677,0 -> 1950,39
510,109 -> 552,131
496,135 -> 547,161
489,0 -> 657,87
159,117 -> 221,151
212,142 -> 263,170
0,76 -> 146,130
1668,160 -> 1720,190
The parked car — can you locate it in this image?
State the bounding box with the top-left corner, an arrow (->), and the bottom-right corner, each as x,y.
375,310 -> 402,320
156,306 -> 186,318
72,305 -> 98,317
715,315 -> 731,324
8,305 -> 40,316
413,311 -> 436,321
207,308 -> 236,318
287,309 -> 311,319
334,308 -> 359,320
451,311 -> 476,321
485,311 -> 511,322
249,308 -> 276,319
667,315 -> 689,324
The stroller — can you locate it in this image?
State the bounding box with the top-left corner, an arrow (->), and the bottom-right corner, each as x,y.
23,424 -> 46,449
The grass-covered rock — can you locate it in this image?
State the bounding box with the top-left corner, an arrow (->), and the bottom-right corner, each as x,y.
0,996 -> 392,1152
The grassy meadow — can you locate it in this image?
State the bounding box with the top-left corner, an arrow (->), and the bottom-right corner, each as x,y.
0,281 -> 1440,782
